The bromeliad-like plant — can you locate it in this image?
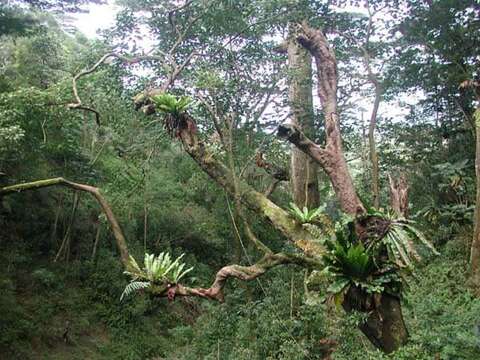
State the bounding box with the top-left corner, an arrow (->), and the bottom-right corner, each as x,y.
288,203 -> 325,224
150,93 -> 192,117
121,252 -> 193,301
149,93 -> 194,137
288,203 -> 334,240
320,221 -> 403,306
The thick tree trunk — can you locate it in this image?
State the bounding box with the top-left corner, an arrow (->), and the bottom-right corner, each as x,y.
294,23 -> 364,215
471,108 -> 480,293
343,288 -> 408,354
388,173 -> 409,218
287,32 -> 320,209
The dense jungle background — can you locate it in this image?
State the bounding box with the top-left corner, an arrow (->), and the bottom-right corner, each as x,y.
1,0 -> 480,359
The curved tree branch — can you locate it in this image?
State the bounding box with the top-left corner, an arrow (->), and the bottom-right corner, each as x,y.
175,114 -> 324,256
161,252 -> 322,302
0,178 -> 322,305
68,50 -> 196,122
0,177 -> 130,266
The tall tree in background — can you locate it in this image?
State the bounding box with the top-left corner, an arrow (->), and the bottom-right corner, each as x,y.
281,24 -> 320,209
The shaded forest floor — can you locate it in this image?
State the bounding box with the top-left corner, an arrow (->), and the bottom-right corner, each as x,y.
1,232 -> 480,359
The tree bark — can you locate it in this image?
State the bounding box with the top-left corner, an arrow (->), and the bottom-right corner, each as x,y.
388,173 -> 409,218
176,114 -> 324,256
162,252 -> 322,302
369,87 -> 381,209
287,29 -> 320,209
361,1 -> 382,209
343,289 -> 408,354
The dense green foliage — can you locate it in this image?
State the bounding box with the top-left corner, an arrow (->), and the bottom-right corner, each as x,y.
1,0 -> 480,359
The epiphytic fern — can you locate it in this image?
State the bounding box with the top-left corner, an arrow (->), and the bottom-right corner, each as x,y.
121,252 -> 194,301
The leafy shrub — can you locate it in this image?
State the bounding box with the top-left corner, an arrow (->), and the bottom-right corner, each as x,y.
31,268 -> 57,289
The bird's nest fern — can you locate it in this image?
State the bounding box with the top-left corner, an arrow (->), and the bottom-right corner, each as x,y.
308,209 -> 439,308
150,93 -> 195,137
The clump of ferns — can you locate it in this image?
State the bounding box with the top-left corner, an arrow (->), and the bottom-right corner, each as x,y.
150,93 -> 195,137
316,210 -> 439,309
121,252 -> 193,301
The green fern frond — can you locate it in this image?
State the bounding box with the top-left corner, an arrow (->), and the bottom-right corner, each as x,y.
120,281 -> 150,301
288,203 -> 327,224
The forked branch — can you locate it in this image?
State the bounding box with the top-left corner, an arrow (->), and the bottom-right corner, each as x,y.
68,51 -> 196,123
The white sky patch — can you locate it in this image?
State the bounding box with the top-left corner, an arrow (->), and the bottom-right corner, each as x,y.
71,1 -> 119,38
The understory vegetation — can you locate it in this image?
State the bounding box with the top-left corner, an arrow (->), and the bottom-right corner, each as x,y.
1,0 -> 480,359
